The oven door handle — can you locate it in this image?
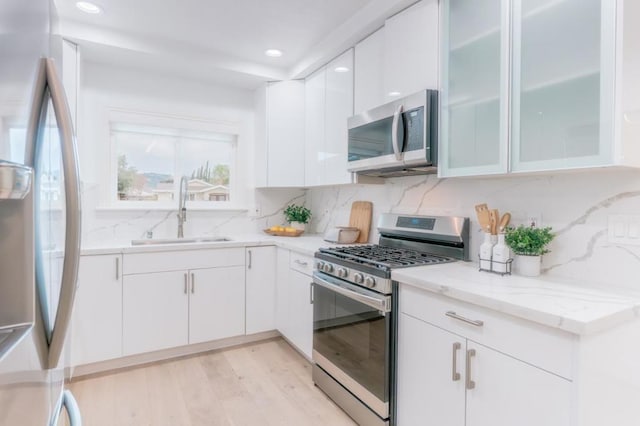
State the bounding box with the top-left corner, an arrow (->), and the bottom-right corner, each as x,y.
313,273 -> 391,313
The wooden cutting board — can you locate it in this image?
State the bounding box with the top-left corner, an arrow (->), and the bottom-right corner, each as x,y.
348,201 -> 373,243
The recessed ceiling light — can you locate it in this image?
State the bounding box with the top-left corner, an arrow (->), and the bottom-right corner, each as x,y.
388,91 -> 401,97
76,1 -> 102,14
265,49 -> 283,58
334,66 -> 350,73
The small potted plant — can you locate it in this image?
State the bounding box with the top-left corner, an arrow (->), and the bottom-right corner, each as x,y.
504,225 -> 555,277
284,204 -> 312,231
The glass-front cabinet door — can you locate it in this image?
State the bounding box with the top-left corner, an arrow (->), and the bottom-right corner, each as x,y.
510,0 -> 615,172
439,0 -> 510,177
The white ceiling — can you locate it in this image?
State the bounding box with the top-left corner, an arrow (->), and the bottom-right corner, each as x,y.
54,0 -> 416,89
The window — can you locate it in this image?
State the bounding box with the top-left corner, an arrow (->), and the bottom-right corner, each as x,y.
112,122 -> 236,206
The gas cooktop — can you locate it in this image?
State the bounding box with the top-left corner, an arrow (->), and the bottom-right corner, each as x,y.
318,245 -> 453,271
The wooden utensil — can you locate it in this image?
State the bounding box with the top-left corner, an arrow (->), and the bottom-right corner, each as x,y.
489,209 -> 499,235
474,204 -> 490,232
499,212 -> 511,233
348,201 -> 373,243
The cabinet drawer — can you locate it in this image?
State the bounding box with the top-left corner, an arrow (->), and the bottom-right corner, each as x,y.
123,248 -> 245,275
400,285 -> 575,380
289,252 -> 314,276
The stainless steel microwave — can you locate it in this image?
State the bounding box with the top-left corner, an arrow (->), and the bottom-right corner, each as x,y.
347,89 -> 438,177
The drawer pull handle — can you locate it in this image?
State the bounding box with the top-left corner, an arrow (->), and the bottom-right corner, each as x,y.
452,342 -> 461,381
295,260 -> 308,266
446,311 -> 484,327
466,348 -> 476,390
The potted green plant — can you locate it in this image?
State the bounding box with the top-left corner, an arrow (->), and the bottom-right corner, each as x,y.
284,204 -> 312,231
504,225 -> 555,277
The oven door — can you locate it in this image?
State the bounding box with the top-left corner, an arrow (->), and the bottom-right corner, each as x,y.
312,271 -> 392,419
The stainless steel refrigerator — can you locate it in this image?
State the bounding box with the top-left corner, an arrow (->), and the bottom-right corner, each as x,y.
0,0 -> 82,424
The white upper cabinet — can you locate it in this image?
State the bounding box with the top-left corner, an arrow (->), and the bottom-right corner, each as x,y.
256,80 -> 306,187
324,50 -> 354,185
304,49 -> 354,187
441,0 -> 639,177
510,0 -> 614,172
439,0 -> 509,177
384,0 -> 440,102
304,67 -> 326,187
354,28 -> 385,114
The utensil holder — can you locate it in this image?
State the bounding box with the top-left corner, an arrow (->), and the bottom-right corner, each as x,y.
478,255 -> 513,276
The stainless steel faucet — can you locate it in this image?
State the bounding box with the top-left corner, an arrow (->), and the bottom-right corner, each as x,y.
177,176 -> 188,238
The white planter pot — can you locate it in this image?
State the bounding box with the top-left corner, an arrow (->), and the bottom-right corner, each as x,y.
515,254 -> 541,277
290,221 -> 306,231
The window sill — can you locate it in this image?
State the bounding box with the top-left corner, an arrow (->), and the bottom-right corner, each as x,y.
95,206 -> 249,213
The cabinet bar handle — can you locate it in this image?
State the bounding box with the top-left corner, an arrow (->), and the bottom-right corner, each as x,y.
466,349 -> 476,390
247,250 -> 252,269
452,342 -> 461,381
446,311 -> 484,327
184,273 -> 188,294
295,259 -> 308,266
191,273 -> 195,294
115,257 -> 120,280
309,283 -> 314,304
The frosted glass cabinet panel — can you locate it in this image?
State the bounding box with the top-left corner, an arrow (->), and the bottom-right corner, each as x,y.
439,0 -> 510,177
511,0 -> 615,172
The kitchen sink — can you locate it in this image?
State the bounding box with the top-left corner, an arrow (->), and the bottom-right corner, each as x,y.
130,237 -> 232,246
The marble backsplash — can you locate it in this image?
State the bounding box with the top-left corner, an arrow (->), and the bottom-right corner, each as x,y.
305,168 -> 640,290
80,184 -> 305,247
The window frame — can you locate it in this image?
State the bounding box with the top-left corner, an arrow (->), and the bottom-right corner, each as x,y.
106,109 -> 246,211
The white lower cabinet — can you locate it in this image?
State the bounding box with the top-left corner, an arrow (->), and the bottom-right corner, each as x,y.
276,249 -> 314,359
123,266 -> 247,355
287,269 -> 313,358
245,246 -> 276,334
398,286 -> 572,426
123,270 -> 189,355
188,266 -> 246,344
71,254 -> 123,365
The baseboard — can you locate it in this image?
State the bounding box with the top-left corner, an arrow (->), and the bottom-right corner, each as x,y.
69,330 -> 280,380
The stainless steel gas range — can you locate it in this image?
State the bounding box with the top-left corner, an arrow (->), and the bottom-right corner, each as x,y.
312,213 -> 470,426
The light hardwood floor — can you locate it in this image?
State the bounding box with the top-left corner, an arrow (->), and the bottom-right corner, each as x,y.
68,338 -> 357,426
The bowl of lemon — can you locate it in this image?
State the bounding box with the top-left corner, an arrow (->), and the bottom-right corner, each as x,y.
264,225 -> 304,237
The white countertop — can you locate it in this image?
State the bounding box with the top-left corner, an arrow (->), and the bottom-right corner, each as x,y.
392,262 -> 640,335
80,233 -> 334,257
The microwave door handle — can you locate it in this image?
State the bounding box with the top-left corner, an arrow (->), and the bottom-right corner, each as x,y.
391,104 -> 405,161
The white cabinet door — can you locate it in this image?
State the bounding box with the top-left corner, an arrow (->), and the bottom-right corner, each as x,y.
123,271 -> 189,355
266,80 -> 306,187
189,266 -> 245,344
354,27 -> 385,114
245,246 -> 276,335
324,49 -> 354,186
288,269 -> 314,359
466,343 -> 572,426
275,248 -> 290,336
384,0 -> 439,102
510,0 -> 614,172
71,255 -> 122,366
439,0 -> 509,177
304,67 -> 326,187
397,313 -> 465,426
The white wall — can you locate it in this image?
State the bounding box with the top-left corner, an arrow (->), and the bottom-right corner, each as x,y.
78,61 -> 302,247
306,169 -> 640,289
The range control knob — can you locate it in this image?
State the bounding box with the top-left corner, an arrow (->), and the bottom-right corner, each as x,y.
353,273 -> 364,284
364,276 -> 376,288
323,263 -> 334,273
316,261 -> 325,271
337,267 -> 348,278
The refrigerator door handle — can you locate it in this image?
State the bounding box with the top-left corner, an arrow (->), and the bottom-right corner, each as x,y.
44,58 -> 82,369
63,390 -> 82,426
